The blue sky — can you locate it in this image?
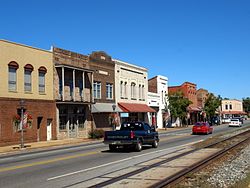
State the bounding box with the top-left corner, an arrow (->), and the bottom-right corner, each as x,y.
1,0 -> 249,99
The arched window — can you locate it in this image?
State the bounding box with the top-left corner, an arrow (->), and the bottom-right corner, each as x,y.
8,61 -> 19,91
120,81 -> 123,98
38,66 -> 47,93
138,84 -> 142,99
124,82 -> 127,98
131,82 -> 136,99
24,64 -> 34,92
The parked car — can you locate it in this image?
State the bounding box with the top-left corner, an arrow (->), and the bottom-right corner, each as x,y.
211,116 -> 221,125
222,118 -> 231,123
233,117 -> 244,124
192,122 -> 213,135
229,119 -> 242,127
103,121 -> 159,152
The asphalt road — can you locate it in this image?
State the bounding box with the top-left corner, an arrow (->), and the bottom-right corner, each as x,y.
0,122 -> 249,188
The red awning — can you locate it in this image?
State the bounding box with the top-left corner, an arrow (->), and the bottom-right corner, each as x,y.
221,111 -> 247,115
118,102 -> 156,113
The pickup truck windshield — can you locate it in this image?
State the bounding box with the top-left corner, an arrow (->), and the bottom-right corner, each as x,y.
120,122 -> 145,131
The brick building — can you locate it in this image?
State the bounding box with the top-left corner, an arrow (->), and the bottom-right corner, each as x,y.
89,52 -> 121,130
0,40 -> 56,146
53,47 -> 94,139
197,88 -> 209,109
168,82 -> 200,124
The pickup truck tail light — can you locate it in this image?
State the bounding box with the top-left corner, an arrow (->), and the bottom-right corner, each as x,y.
130,131 -> 135,139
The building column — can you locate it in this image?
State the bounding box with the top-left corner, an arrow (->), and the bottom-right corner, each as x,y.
73,69 -> 75,101
91,72 -> 94,103
82,71 -> 85,101
62,66 -> 65,101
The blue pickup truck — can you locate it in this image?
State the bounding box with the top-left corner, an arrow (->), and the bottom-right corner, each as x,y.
103,121 -> 159,152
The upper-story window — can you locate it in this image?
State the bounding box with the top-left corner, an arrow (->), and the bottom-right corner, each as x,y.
139,84 -> 142,99
106,83 -> 113,99
131,82 -> 136,99
229,104 -> 232,110
162,91 -> 164,103
8,61 -> 19,91
124,82 -> 127,98
93,81 -> 101,99
24,64 -> 34,92
120,81 -> 123,98
38,66 -> 47,94
142,85 -> 145,100
225,104 -> 228,110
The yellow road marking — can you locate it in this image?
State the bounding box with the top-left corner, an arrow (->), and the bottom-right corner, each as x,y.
0,151 -> 99,173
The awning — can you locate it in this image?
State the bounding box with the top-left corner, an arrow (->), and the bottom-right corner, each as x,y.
221,111 -> 247,115
118,102 -> 156,113
187,106 -> 202,112
91,103 -> 123,113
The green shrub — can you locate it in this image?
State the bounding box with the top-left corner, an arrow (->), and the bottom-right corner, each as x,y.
88,129 -> 105,139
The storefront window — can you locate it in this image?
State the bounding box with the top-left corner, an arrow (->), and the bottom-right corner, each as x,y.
59,115 -> 67,131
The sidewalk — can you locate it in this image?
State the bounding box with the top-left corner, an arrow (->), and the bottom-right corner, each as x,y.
0,126 -> 192,155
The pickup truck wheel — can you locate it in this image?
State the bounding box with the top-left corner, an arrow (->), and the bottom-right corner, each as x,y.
109,145 -> 117,151
152,140 -> 158,148
135,141 -> 142,152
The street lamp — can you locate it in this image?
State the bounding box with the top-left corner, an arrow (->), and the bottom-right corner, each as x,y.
112,104 -> 116,130
19,99 -> 25,149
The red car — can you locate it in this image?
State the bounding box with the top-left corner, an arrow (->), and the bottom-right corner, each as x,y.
192,122 -> 213,135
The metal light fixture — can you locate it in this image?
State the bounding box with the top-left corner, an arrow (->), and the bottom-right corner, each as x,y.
19,99 -> 25,148
112,104 -> 116,130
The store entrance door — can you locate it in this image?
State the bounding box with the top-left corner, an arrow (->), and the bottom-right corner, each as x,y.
69,115 -> 77,138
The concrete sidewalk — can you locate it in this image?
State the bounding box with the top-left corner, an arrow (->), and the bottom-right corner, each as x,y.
0,126 -> 192,155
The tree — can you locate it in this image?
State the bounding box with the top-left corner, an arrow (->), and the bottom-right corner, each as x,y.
243,97 -> 250,115
204,93 -> 222,124
166,91 -> 192,127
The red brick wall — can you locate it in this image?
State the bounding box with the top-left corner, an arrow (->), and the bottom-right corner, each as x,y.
89,51 -> 115,104
148,77 -> 157,93
168,82 -> 198,107
0,98 -> 56,146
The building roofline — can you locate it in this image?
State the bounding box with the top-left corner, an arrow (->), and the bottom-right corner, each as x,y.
222,99 -> 242,102
168,85 -> 182,88
182,81 -> 196,86
148,75 -> 168,81
113,58 -> 148,71
0,39 -> 51,53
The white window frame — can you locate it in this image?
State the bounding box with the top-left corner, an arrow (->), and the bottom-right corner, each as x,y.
8,67 -> 17,91
24,69 -> 32,92
106,83 -> 113,99
139,84 -> 141,99
131,82 -> 136,99
142,85 -> 145,100
39,71 -> 46,93
120,81 -> 123,98
93,81 -> 101,99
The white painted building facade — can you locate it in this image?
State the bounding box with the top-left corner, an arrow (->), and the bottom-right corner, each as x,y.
113,59 -> 155,127
148,75 -> 169,129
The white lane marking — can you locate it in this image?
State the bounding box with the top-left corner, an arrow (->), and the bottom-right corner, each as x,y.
47,140 -> 203,181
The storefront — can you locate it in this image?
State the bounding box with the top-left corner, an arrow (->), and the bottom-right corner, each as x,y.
91,103 -> 122,130
118,102 -> 156,126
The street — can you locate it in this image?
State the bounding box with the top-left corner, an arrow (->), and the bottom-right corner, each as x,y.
0,123 -> 250,188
